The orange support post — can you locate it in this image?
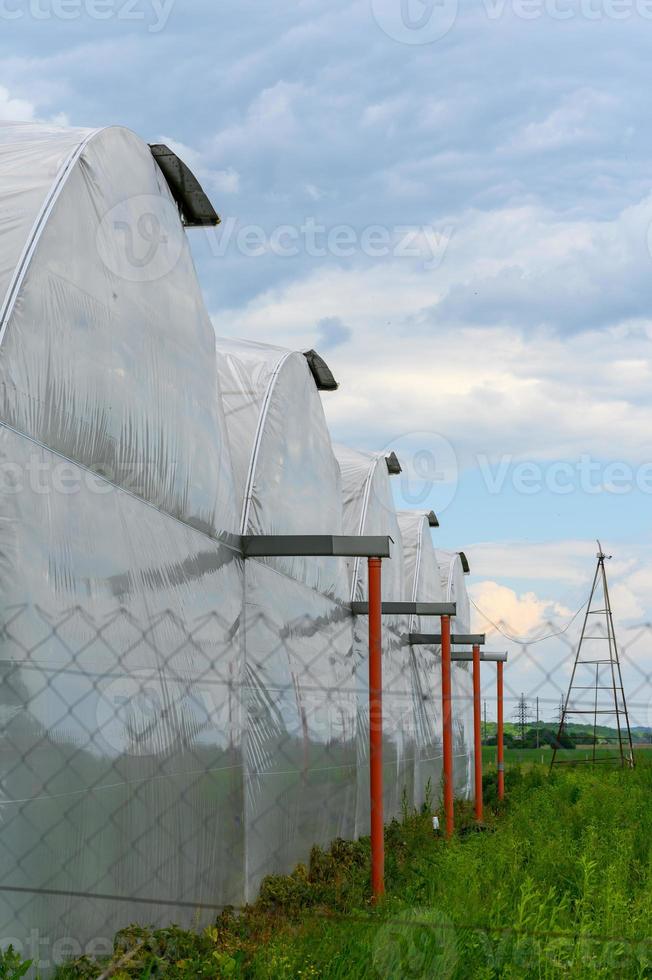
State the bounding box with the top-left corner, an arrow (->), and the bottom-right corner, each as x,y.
441,613 -> 454,837
497,659 -> 504,801
368,556 -> 384,901
472,643 -> 483,822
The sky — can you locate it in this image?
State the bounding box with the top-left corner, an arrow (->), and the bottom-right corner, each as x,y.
3,0 -> 652,724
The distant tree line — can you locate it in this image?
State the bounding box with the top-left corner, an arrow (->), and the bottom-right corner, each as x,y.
484,727 -> 575,750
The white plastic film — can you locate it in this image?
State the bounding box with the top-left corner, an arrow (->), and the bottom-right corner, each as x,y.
214,338 -> 356,898
216,337 -> 348,599
334,445 -> 412,834
0,124 -> 243,962
0,123 -> 97,329
437,550 -> 474,799
0,427 -> 245,954
397,511 -> 444,811
0,125 -> 237,536
0,122 -> 474,969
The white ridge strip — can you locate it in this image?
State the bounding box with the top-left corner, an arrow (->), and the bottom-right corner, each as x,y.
410,518 -> 423,634
351,454 -> 379,603
240,350 -> 293,534
0,127 -> 102,347
447,556 -> 456,603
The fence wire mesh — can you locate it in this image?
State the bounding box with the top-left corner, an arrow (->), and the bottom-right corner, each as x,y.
1,601 -> 651,972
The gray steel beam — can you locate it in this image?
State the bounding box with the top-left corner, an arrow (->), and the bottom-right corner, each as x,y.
451,651 -> 507,662
351,601 -> 456,616
241,534 -> 393,559
409,632 -> 486,646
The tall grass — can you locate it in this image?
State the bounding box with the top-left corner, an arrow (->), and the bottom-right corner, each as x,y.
47,757 -> 652,977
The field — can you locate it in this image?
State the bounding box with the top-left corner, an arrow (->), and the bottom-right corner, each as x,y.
19,750 -> 649,978
482,744 -> 652,766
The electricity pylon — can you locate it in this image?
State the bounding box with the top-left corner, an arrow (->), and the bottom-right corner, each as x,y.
551,541 -> 634,770
513,693 -> 530,743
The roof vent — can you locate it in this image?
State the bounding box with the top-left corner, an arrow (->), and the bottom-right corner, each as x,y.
385,452 -> 402,475
459,552 -> 470,574
427,510 -> 440,528
150,144 -> 220,227
303,350 -> 339,391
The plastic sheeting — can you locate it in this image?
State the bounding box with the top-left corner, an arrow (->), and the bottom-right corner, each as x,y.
214,337 -> 355,896
0,124 -> 245,963
0,430 -> 246,941
437,550 -> 475,799
396,510 -> 444,809
0,123 -> 97,329
0,123 -> 237,536
334,445 -> 412,834
215,337 -> 348,599
0,121 -> 475,968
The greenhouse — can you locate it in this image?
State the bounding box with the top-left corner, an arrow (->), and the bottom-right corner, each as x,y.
0,123 -> 476,958
437,549 -> 475,797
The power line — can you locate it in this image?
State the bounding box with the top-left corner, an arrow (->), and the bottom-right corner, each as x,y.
470,593 -> 590,645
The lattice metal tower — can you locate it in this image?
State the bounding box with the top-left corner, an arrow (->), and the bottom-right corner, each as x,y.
514,693 -> 530,743
551,541 -> 634,770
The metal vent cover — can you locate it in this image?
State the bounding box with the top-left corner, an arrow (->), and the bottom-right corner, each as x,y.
303,349 -> 339,391
150,143 -> 220,227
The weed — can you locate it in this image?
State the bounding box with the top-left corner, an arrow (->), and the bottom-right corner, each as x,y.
54,759 -> 652,978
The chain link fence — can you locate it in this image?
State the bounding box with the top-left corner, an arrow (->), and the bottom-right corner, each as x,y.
0,601 -> 650,971
476,614 -> 652,759
0,598 -> 473,968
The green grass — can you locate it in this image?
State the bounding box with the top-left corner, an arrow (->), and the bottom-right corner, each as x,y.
16,755 -> 651,978
482,744 -> 652,766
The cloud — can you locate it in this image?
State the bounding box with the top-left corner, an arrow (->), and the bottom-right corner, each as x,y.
215,243 -> 652,466
158,135 -> 241,196
506,88 -> 618,153
0,85 -> 36,121
467,541 -> 598,586
0,83 -> 68,126
213,169 -> 240,195
466,550 -> 652,724
316,316 -> 352,350
1,0 -> 651,720
470,579 -> 572,638
467,540 -> 648,632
